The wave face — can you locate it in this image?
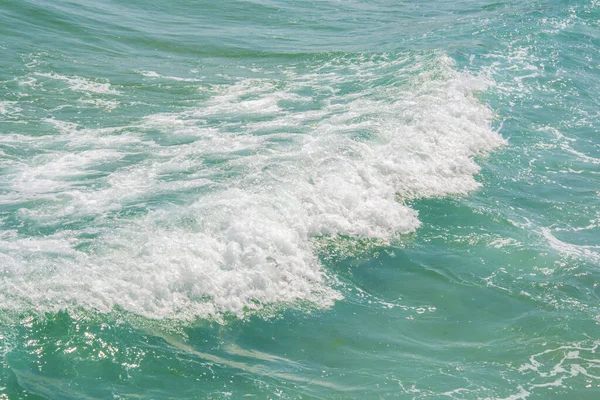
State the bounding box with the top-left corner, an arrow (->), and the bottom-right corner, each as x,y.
0,52 -> 502,319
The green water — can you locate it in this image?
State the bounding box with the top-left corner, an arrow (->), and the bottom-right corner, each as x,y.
1,0 -> 599,398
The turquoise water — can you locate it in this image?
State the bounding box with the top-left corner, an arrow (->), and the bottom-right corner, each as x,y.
1,0 -> 599,398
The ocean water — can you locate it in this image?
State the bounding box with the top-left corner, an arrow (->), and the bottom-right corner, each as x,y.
1,0 -> 599,398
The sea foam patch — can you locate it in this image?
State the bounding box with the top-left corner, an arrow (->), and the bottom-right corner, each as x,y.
34,72 -> 119,95
0,53 -> 504,319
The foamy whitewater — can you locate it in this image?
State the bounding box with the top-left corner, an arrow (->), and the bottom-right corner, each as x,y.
1,0 -> 599,398
0,54 -> 503,318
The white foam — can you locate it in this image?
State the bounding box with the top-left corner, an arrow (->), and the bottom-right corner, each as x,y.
11,149 -> 123,196
137,70 -> 203,82
537,126 -> 600,165
189,79 -> 303,117
0,101 -> 21,116
34,72 -> 119,95
79,98 -> 120,111
0,53 -> 504,319
514,341 -> 600,396
541,228 -> 600,265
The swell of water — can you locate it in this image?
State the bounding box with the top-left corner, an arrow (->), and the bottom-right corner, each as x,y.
0,53 -> 503,319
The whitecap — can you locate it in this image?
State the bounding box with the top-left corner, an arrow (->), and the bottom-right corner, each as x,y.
0,53 -> 504,319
